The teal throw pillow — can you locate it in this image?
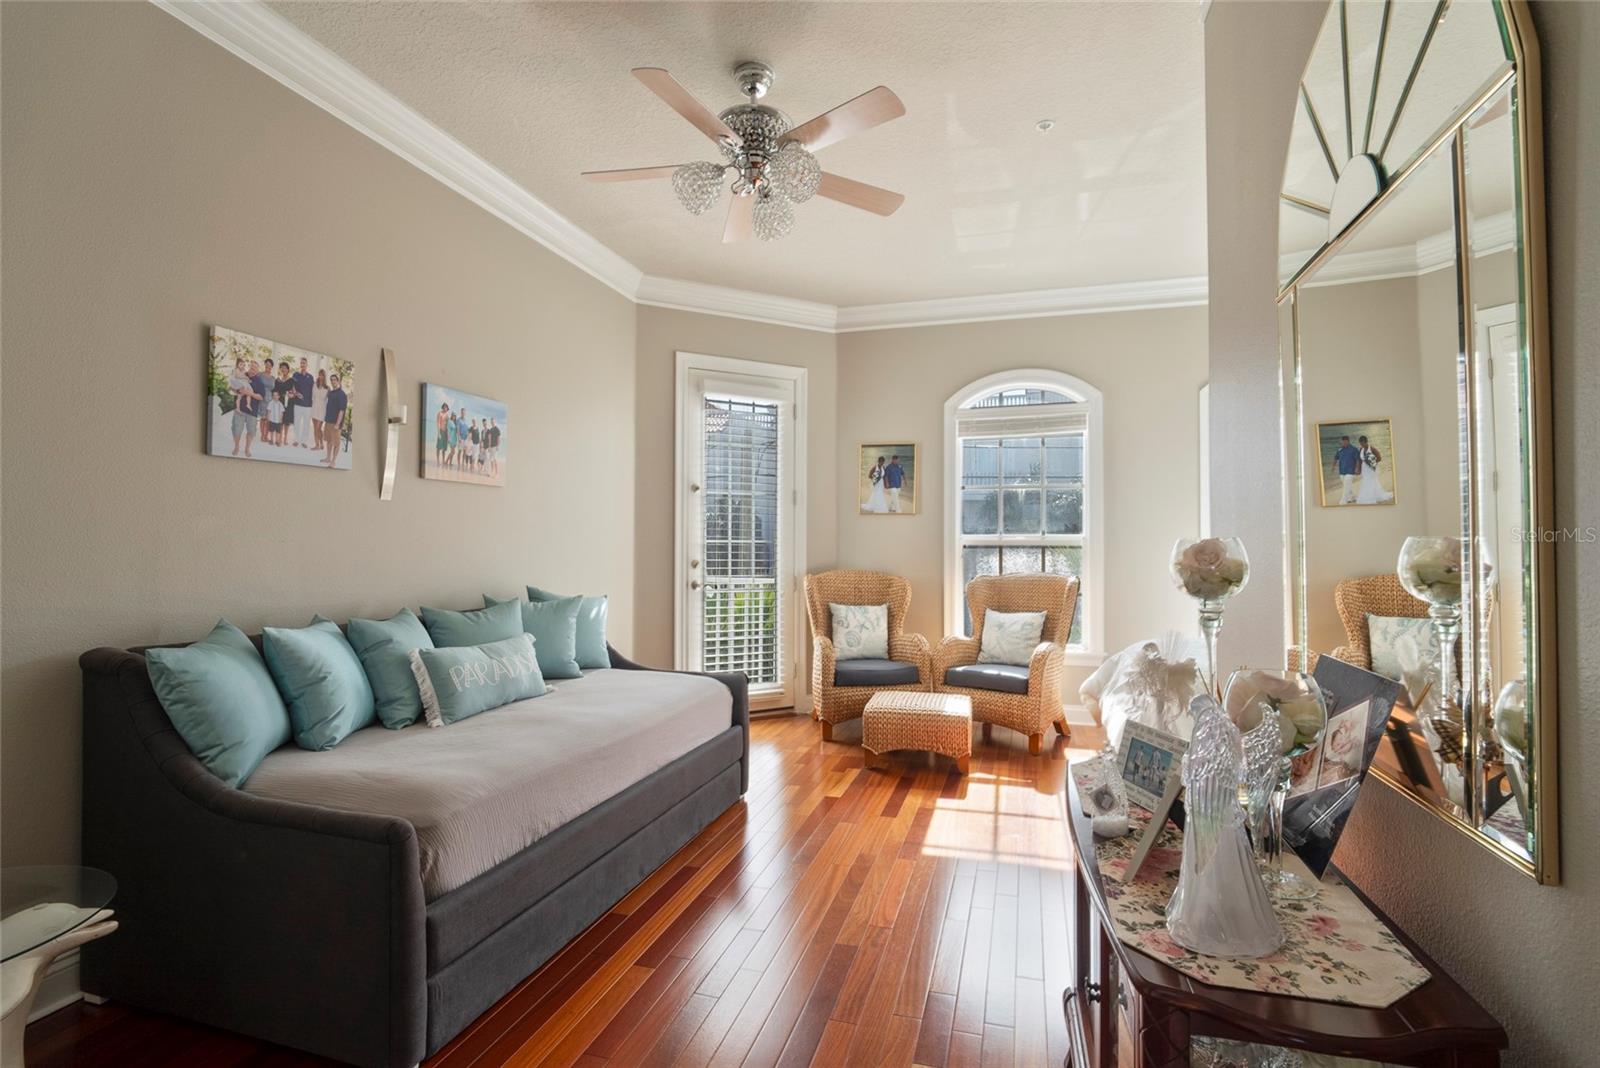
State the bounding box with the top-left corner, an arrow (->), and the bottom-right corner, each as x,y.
145,620 -> 290,787
262,619 -> 376,750
484,593 -> 583,679
420,600 -> 522,648
527,586 -> 609,669
346,608 -> 436,728
408,633 -> 547,726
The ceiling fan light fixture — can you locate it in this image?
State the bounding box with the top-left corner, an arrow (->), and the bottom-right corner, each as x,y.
752,191 -> 795,241
770,141 -> 822,203
588,62 -> 905,242
672,161 -> 726,215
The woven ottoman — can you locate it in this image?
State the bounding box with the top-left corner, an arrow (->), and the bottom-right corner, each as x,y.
862,691 -> 974,774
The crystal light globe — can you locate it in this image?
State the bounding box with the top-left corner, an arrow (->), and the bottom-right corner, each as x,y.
671,161 -> 726,216
769,142 -> 822,203
753,192 -> 794,240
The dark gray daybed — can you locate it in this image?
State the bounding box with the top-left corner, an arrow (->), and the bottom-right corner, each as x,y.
78,640 -> 748,1068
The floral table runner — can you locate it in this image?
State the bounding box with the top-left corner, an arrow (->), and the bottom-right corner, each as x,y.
1086,800 -> 1430,1008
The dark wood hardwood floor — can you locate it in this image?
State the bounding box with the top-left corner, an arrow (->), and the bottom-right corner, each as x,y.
27,714 -> 1100,1068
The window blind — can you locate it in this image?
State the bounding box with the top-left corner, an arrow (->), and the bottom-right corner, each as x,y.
955,401 -> 1087,439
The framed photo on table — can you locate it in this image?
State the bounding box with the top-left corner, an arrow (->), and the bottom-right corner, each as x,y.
1283,657 -> 1404,877
1113,723 -> 1188,883
1115,722 -> 1187,811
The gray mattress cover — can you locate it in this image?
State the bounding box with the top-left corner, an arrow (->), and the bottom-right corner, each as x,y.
244,668 -> 732,898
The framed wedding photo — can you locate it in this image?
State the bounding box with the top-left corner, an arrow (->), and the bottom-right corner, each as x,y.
1315,417 -> 1397,507
1114,721 -> 1187,812
858,443 -> 918,515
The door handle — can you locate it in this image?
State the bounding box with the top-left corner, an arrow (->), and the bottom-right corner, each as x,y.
690,559 -> 700,569
689,580 -> 702,590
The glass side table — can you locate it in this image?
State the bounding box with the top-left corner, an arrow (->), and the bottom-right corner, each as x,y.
1,866 -> 117,1067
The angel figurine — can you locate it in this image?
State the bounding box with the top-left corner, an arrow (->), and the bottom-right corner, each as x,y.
1166,696 -> 1284,958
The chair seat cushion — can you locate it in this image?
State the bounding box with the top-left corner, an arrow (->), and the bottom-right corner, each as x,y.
944,663 -> 1031,695
834,658 -> 921,687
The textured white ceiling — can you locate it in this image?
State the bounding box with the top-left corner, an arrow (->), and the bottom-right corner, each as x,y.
269,1 -> 1207,307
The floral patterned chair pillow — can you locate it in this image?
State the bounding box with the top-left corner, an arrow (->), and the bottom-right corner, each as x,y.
829,603 -> 889,661
1367,613 -> 1438,681
977,609 -> 1047,666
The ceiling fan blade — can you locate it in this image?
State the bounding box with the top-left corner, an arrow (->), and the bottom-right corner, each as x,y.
817,172 -> 905,216
581,165 -> 685,182
783,86 -> 905,153
632,68 -> 739,146
723,195 -> 754,243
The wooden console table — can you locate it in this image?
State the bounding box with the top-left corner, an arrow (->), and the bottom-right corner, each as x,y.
1063,778 -> 1507,1067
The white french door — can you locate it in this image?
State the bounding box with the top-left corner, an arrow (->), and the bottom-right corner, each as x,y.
676,353 -> 805,711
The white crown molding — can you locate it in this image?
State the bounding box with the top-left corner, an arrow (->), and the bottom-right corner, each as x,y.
153,0 -> 643,300
836,276 -> 1209,332
1286,210 -> 1515,288
154,0 -> 1212,335
637,276 -> 838,332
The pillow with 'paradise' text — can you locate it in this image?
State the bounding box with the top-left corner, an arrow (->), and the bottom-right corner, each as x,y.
408,633 -> 547,726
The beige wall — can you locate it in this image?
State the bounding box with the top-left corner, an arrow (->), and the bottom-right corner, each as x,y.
0,2 -> 638,865
836,309 -> 1210,698
1298,275 -> 1430,652
631,306 -> 838,676
1206,1 -> 1600,1062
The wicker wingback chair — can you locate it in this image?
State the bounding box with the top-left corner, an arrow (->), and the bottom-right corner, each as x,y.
1331,573 -> 1429,670
805,570 -> 933,739
934,574 -> 1079,754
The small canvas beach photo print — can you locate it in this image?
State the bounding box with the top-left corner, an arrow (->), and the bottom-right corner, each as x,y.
1316,418 -> 1396,507
858,443 -> 917,515
207,326 -> 354,470
422,383 -> 507,487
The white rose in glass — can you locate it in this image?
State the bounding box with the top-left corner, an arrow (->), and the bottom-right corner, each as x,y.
1398,536 -> 1463,606
1223,670 -> 1325,755
1172,537 -> 1249,601
1184,539 -> 1226,572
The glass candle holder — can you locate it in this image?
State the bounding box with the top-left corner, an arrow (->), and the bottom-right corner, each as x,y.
1170,537 -> 1251,695
1223,669 -> 1329,901
1398,535 -> 1464,710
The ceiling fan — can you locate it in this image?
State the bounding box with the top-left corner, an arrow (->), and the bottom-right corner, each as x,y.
583,62 -> 906,242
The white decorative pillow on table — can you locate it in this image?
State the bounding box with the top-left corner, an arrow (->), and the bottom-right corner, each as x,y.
978,609 -> 1047,666
829,603 -> 889,661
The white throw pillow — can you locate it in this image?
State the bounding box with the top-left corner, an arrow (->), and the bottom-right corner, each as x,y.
830,603 -> 889,661
977,609 -> 1047,666
1367,614 -> 1438,681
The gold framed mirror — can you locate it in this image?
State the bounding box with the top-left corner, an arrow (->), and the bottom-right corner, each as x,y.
1276,0 -> 1556,882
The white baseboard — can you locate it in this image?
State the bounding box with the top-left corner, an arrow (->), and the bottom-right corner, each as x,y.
1063,703 -> 1096,727
28,948 -> 83,1022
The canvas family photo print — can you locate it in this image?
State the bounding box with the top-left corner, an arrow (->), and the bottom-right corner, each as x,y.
207,326 -> 353,470
422,383 -> 508,487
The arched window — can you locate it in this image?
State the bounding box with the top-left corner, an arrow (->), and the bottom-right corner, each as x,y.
944,370 -> 1104,654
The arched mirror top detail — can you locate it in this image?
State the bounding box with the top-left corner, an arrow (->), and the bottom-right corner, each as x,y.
1276,1 -> 1555,882
1279,0 -> 1524,290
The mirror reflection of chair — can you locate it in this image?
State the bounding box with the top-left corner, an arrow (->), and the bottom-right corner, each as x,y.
935,574 -> 1079,755
804,570 -> 932,741
1330,574 -> 1429,671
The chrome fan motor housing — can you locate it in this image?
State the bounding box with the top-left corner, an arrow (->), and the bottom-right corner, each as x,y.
720,104 -> 791,196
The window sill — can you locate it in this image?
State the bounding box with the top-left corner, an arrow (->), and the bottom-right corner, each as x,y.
1062,650 -> 1106,668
